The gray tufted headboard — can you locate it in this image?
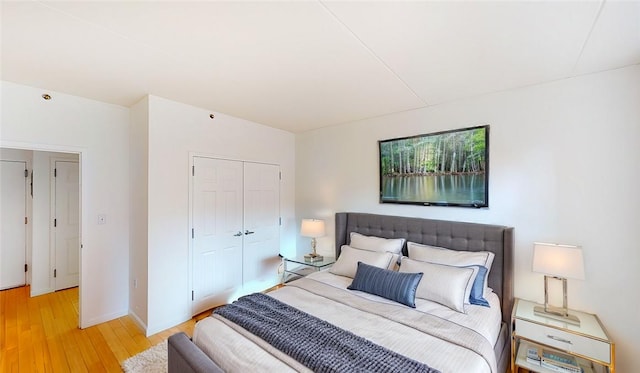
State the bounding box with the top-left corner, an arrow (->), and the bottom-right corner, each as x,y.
335,212 -> 514,324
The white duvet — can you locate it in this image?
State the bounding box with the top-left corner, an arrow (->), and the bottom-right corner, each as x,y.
193,271 -> 502,373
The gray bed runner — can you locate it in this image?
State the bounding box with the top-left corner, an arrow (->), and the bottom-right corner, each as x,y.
214,293 -> 440,373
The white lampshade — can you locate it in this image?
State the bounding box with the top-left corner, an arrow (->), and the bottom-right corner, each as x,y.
532,242 -> 585,280
300,219 -> 325,238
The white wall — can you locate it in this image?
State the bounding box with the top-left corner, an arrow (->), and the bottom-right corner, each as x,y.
296,65 -> 640,372
31,151 -> 50,295
143,95 -> 296,335
129,97 -> 149,328
1,81 -> 131,328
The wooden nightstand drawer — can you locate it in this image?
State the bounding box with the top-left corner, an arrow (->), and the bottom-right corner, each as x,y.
516,319 -> 611,363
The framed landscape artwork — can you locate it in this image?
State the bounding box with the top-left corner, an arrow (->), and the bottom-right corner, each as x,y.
379,125 -> 489,208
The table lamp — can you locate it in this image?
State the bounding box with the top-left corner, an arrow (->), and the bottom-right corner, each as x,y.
301,219 -> 325,262
532,242 -> 585,325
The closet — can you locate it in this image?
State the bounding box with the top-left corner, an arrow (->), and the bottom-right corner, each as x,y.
191,156 -> 280,314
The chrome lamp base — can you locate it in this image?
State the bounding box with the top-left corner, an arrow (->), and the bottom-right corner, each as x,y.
535,275 -> 581,326
304,253 -> 324,262
534,305 -> 581,325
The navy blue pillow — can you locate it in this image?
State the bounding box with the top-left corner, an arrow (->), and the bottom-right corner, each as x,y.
467,265 -> 490,307
348,262 -> 423,308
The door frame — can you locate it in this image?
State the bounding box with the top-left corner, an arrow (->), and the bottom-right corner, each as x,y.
188,152 -> 281,316
1,141 -> 84,328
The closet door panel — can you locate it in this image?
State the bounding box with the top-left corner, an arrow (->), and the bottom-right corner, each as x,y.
192,157 -> 243,314
0,160 -> 27,290
242,162 -> 280,285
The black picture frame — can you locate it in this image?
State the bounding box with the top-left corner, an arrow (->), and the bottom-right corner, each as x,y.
378,125 -> 489,208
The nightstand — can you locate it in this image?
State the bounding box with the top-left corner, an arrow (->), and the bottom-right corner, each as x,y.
511,298 -> 615,373
282,255 -> 335,283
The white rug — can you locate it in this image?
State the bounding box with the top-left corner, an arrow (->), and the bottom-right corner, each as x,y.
122,340 -> 168,373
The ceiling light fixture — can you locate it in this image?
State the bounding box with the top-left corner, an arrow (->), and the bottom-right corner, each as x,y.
209,114 -> 215,119
42,93 -> 52,100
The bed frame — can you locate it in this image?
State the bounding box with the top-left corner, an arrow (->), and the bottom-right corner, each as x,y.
168,212 -> 514,373
335,212 -> 514,373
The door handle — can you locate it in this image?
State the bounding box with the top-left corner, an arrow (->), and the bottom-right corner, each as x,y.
233,231 -> 243,237
244,230 -> 255,235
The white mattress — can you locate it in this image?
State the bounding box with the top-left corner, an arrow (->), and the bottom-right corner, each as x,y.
193,271 -> 503,373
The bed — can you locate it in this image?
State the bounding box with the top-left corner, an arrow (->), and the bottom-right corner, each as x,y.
168,212 -> 514,373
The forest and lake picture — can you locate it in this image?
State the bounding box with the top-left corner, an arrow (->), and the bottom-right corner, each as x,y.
379,125 -> 489,207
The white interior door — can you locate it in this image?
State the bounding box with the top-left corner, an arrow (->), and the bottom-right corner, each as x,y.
242,162 -> 280,286
192,157 -> 243,314
0,160 -> 27,290
54,161 -> 80,291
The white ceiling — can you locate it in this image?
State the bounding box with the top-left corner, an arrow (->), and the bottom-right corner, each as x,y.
2,1 -> 639,133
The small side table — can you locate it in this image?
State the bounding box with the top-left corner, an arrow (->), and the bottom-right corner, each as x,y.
282,255 -> 335,283
511,298 -> 615,373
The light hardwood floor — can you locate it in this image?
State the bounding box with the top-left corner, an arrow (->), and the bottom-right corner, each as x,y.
0,285 -> 208,372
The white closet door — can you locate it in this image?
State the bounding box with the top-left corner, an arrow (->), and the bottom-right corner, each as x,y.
0,160 -> 27,290
192,157 -> 243,314
242,162 -> 280,285
54,161 -> 80,291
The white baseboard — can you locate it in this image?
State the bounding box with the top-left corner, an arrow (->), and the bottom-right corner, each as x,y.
30,287 -> 54,297
146,313 -> 191,337
81,309 -> 128,329
128,310 -> 148,333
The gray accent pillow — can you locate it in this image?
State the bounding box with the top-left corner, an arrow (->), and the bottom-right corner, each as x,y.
348,262 -> 423,308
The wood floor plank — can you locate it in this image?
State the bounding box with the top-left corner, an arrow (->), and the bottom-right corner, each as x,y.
97,321 -> 130,365
38,295 -> 56,339
31,339 -> 50,373
0,289 -> 5,351
1,286 -> 200,372
71,327 -> 104,372
61,330 -> 87,373
112,318 -> 145,357
86,326 -> 121,372
4,346 -> 20,373
4,288 -> 18,351
45,334 -> 71,372
17,327 -> 35,372
4,325 -> 18,353
120,316 -> 152,351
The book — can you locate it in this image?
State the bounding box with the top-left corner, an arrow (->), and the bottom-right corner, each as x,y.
541,348 -> 582,373
526,346 -> 542,365
541,361 -> 583,373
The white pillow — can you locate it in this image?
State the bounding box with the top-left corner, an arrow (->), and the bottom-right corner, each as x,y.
407,242 -> 494,295
349,232 -> 405,254
400,257 -> 478,308
330,246 -> 394,278
400,257 -> 475,313
388,253 -> 401,271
